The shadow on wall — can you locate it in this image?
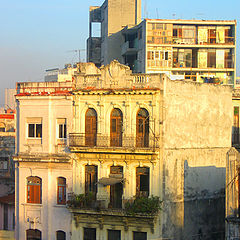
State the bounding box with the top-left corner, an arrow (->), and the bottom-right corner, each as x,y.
183,160 -> 225,240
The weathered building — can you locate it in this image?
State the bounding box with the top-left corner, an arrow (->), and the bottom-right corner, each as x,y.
14,81 -> 73,240
69,61 -> 232,240
0,110 -> 15,231
14,61 -> 232,239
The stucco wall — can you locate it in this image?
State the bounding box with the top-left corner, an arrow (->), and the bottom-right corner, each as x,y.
16,96 -> 72,154
162,80 -> 232,239
16,162 -> 72,240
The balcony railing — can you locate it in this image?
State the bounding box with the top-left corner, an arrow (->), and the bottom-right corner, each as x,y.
69,133 -> 159,150
147,36 -> 235,45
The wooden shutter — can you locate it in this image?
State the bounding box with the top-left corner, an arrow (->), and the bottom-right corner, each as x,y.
85,109 -> 97,146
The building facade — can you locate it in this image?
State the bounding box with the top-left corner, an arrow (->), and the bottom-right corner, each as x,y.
0,110 -> 15,232
14,61 -> 233,239
14,81 -> 73,240
87,0 -> 141,67
69,61 -> 232,240
122,19 -> 236,85
87,0 -> 236,86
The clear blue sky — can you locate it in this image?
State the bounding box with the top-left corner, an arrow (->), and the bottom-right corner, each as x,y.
0,0 -> 238,105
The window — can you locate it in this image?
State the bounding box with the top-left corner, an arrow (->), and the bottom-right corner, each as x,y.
110,109 -> 123,147
85,108 -> 97,146
84,228 -> 96,240
136,109 -> 149,147
133,231 -> 147,240
57,177 -> 66,205
110,166 -> 123,208
26,229 -> 41,240
0,157 -> 8,170
0,122 -> 6,132
3,204 -> 8,230
208,28 -> 216,44
207,49 -> 216,68
233,107 -> 239,144
27,176 -> 42,204
85,165 -> 98,198
56,231 -> 66,240
28,124 -> 42,138
136,167 -> 149,197
57,119 -> 67,139
108,230 -> 121,240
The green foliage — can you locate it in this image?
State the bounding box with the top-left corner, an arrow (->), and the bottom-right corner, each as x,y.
67,192 -> 95,208
125,196 -> 162,215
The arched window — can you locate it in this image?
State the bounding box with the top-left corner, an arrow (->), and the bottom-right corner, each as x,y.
136,108 -> 149,147
27,176 -> 42,204
85,108 -> 97,146
110,108 -> 123,147
0,122 -> 6,132
57,177 -> 66,205
56,230 -> 66,240
26,229 -> 41,240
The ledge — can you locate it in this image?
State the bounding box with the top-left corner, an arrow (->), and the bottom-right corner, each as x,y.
69,207 -> 157,233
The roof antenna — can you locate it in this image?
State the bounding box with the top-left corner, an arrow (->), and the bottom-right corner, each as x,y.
156,8 -> 159,19
144,0 -> 148,18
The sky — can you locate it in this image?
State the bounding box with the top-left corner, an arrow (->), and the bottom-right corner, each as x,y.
0,0 -> 239,105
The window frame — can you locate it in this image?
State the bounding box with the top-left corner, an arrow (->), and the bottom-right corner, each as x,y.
57,177 -> 66,205
56,230 -> 66,240
26,229 -> 42,240
26,176 -> 42,204
58,123 -> 67,139
27,123 -> 42,139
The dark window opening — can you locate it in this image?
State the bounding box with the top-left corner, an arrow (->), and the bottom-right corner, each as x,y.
85,165 -> 98,198
133,231 -> 147,240
84,228 -> 96,240
56,230 -> 66,240
28,124 -> 42,138
26,229 -> 42,240
59,123 -> 67,139
136,167 -> 149,197
3,204 -> 8,230
233,106 -> 239,144
207,50 -> 216,68
110,166 -> 123,208
108,230 -> 121,240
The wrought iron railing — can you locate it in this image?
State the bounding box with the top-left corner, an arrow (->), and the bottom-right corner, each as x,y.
69,133 -> 159,150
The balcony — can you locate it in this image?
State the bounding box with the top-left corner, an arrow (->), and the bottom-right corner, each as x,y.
147,36 -> 235,46
69,133 -> 159,151
67,194 -> 161,232
121,41 -> 138,56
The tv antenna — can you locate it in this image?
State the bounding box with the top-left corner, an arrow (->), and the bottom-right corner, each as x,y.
156,8 -> 159,19
67,49 -> 85,63
144,0 -> 148,18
